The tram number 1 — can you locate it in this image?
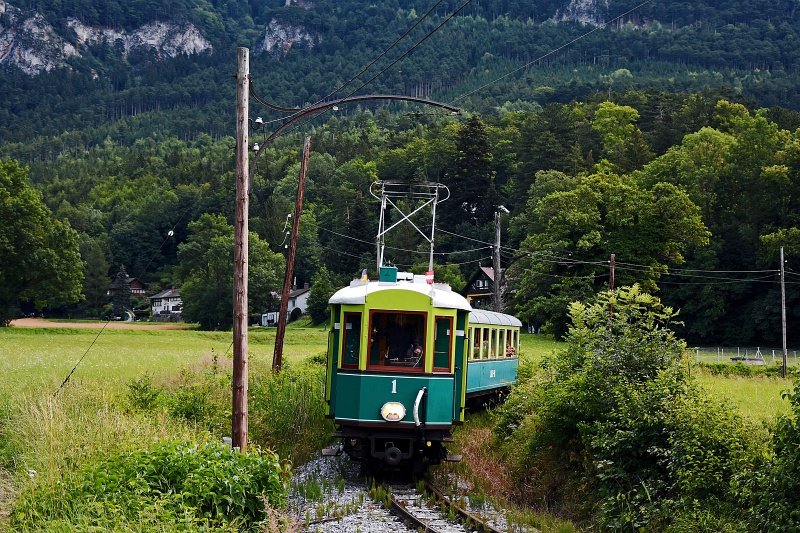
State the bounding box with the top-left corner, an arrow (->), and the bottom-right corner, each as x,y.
489,369 -> 496,378
391,379 -> 397,394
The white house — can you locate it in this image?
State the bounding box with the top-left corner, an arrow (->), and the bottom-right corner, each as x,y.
261,287 -> 311,326
150,288 -> 182,320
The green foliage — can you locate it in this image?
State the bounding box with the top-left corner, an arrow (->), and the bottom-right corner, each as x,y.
160,359 -> 333,465
11,440 -> 288,531
495,286 -> 762,530
508,168 -> 709,338
747,380 -> 800,530
0,159 -> 83,325
126,373 -> 161,410
248,361 -> 335,464
166,364 -> 230,434
178,213 -> 285,330
306,265 -> 335,324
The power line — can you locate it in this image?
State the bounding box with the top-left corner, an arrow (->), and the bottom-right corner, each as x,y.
307,218 -> 490,256
255,0 -> 448,127
342,0 -> 475,99
449,0 -> 654,105
440,225 -> 786,282
266,0 -> 471,139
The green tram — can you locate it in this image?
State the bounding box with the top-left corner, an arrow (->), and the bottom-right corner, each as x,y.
324,266 -> 521,471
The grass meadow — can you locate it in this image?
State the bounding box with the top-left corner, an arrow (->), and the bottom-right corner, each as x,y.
0,321 -> 795,530
0,322 -> 328,395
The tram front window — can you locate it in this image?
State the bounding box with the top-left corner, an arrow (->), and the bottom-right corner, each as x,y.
368,311 -> 426,369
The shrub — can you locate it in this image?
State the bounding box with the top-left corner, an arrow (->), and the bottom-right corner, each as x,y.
166,365 -> 230,435
747,380 -> 800,530
11,440 -> 288,531
494,286 -> 762,530
126,373 -> 161,410
249,361 -> 334,464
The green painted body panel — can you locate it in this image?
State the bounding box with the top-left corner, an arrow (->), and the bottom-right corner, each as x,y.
454,311 -> 467,421
466,358 -> 518,394
334,372 -> 455,425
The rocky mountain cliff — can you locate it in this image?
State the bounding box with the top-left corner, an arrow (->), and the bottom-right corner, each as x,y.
0,0 -> 212,74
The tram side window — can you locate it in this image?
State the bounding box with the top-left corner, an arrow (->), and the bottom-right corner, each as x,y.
433,316 -> 452,370
341,313 -> 361,368
369,311 -> 426,369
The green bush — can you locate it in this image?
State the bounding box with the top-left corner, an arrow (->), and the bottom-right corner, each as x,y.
698,362 -> 795,377
166,366 -> 230,435
12,440 -> 288,531
249,361 -> 334,464
747,380 -> 800,531
126,373 -> 161,410
156,359 -> 333,465
494,286 -> 762,530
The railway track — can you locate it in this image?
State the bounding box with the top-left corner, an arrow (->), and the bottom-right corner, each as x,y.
292,456 -> 517,532
377,480 -> 506,533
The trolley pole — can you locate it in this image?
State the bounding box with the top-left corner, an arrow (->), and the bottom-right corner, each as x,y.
781,246 -> 787,378
273,136 -> 311,372
233,47 -> 249,451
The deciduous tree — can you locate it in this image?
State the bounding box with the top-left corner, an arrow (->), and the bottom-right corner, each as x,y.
0,159 -> 83,325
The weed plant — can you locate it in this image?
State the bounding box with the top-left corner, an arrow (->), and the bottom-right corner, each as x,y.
11,440 -> 287,531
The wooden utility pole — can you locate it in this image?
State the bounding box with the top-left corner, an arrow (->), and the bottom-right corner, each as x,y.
609,253 -> 616,291
781,246 -> 787,378
273,136 -> 311,371
233,47 -> 249,451
493,209 -> 502,312
609,253 -> 615,319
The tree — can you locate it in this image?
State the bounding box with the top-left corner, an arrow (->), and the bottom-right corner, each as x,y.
78,235 -> 110,316
508,170 -> 708,338
110,265 -> 132,317
0,159 -> 83,325
306,265 -> 335,324
442,115 -> 495,227
495,286 -> 760,530
178,214 -> 284,330
592,101 -> 654,173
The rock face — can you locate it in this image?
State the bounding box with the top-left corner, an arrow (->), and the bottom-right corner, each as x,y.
0,0 -> 79,74
259,18 -> 315,56
284,0 -> 314,8
67,19 -> 212,59
0,0 -> 212,75
556,0 -> 610,25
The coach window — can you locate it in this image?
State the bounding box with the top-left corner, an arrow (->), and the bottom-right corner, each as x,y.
433,316 -> 453,371
341,312 -> 361,369
368,311 -> 426,371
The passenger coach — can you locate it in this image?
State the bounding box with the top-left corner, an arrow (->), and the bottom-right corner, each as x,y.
324,266 -> 520,471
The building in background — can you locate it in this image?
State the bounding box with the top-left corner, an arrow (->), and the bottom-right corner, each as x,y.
150,288 -> 182,321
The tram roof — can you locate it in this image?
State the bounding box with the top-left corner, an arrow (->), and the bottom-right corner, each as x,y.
329,279 -> 472,311
468,309 -> 522,327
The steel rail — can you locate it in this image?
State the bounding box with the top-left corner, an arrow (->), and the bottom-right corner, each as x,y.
424,480 -> 506,533
386,488 -> 445,533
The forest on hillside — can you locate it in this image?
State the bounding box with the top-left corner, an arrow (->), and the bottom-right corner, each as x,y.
3,88 -> 800,345
4,0 -> 800,342
3,0 -> 800,147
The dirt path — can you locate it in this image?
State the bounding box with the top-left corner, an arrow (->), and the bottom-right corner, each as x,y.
9,318 -> 191,330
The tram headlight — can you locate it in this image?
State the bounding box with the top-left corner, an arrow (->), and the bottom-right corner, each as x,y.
380,402 -> 406,422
